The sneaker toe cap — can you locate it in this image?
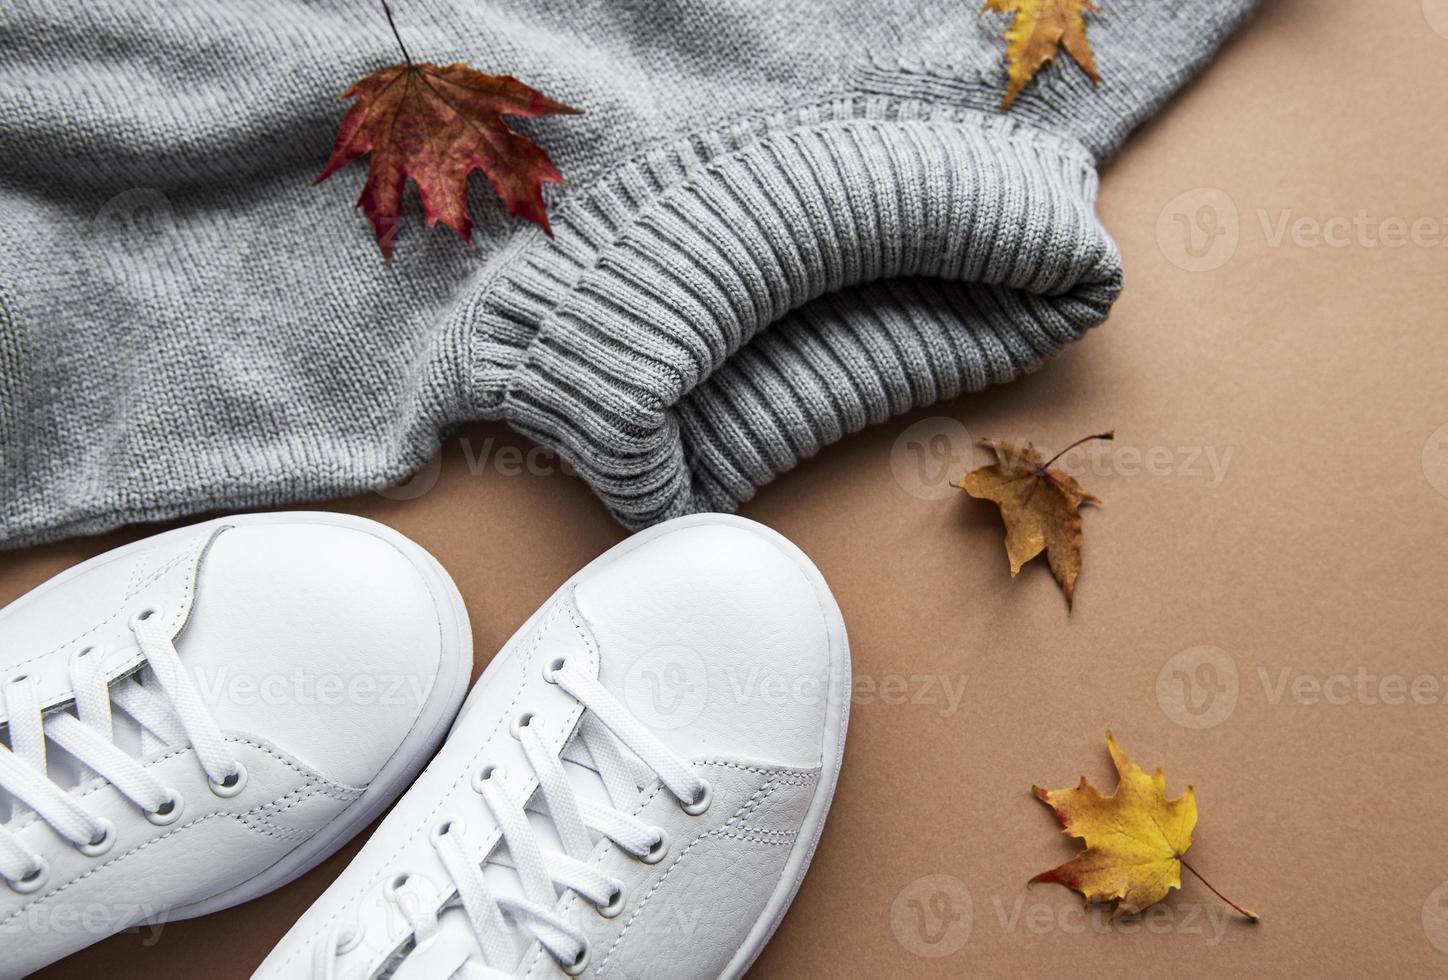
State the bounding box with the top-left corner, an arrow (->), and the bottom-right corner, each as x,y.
181,518 -> 464,787
579,519 -> 845,770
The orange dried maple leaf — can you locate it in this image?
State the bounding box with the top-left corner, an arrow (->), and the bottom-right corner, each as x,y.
317,1 -> 579,259
982,0 -> 1102,109
954,432 -> 1111,608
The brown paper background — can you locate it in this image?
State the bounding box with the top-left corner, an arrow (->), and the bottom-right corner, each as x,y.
8,0 -> 1448,974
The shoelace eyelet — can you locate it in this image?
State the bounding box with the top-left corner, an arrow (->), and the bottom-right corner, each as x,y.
471,764 -> 504,793
680,778 -> 712,816
597,883 -> 626,919
429,818 -> 464,845
384,872 -> 412,900
68,644 -> 101,667
384,871 -> 438,915
208,763 -> 248,798
146,788 -> 185,826
561,942 -> 590,977
333,925 -> 363,955
76,818 -> 116,857
508,712 -> 535,739
7,857 -> 49,895
542,657 -> 567,684
127,606 -> 161,631
639,828 -> 670,865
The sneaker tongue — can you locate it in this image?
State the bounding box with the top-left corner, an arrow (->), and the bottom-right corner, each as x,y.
417,734 -> 623,972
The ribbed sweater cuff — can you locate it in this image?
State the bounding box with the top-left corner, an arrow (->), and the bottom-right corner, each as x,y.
463,96 -> 1122,529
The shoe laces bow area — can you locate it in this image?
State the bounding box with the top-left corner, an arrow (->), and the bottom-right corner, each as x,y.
322,658 -> 712,979
0,609 -> 245,894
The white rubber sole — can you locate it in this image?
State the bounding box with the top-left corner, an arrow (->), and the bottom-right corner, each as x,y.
144,511 -> 474,923
448,513 -> 851,979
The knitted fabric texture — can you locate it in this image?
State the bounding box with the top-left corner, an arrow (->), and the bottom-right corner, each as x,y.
0,0 -> 1254,547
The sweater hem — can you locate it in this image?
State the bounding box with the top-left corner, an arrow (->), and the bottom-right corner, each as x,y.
462,95 -> 1122,529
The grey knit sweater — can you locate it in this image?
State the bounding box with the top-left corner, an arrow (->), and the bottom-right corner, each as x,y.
0,0 -> 1254,548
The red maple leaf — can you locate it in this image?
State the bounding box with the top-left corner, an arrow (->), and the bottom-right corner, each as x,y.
317,1 -> 579,260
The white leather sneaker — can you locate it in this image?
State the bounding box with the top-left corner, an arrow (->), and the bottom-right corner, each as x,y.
258,514 -> 850,979
0,512 -> 472,977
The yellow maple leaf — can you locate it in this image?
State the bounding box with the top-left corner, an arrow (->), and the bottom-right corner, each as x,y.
954,432 -> 1111,608
1031,734 -> 1258,920
982,0 -> 1102,109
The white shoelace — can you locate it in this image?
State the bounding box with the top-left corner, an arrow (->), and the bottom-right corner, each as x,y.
0,610 -> 243,892
322,659 -> 710,979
